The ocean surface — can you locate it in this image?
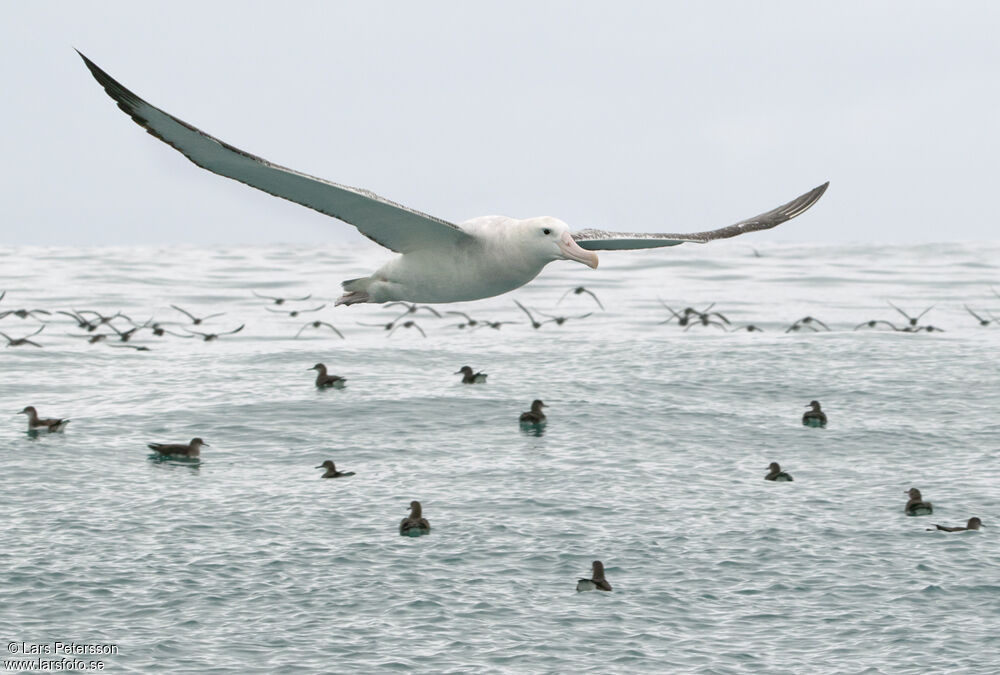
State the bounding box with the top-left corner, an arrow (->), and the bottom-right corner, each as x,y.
2,241 -> 999,674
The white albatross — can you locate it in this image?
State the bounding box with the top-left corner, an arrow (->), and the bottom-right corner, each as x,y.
78,52 -> 829,305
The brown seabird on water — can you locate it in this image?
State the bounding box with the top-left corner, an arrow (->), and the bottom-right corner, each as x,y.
905,488 -> 933,516
455,366 -> 487,384
765,462 -> 793,482
309,363 -> 347,389
576,561 -> 613,592
399,500 -> 431,536
19,406 -> 70,433
147,437 -> 208,457
802,400 -> 827,427
928,517 -> 982,532
519,399 -> 547,425
316,460 -> 355,478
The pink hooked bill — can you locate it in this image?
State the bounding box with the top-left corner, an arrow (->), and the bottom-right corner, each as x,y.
558,231 -> 599,269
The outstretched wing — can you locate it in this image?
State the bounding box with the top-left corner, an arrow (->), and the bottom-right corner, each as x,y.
78,52 -> 472,254
571,182 -> 829,250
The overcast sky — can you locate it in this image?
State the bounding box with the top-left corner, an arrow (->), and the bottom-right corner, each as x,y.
3,2 -> 998,246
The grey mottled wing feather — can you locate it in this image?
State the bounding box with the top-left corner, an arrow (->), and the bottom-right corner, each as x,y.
572,182 -> 829,250
78,52 -> 471,254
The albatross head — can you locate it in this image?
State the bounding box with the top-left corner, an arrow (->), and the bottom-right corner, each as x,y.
519,218 -> 598,269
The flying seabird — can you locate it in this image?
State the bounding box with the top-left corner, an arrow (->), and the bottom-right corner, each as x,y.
186,324 -> 245,341
316,460 -> 355,478
19,406 -> 70,433
384,302 -> 442,318
558,286 -> 604,310
399,500 -> 431,536
802,401 -> 827,428
148,437 -> 207,457
964,306 -> 994,327
1,326 -> 44,347
56,310 -> 100,332
295,320 -> 345,339
252,291 -> 312,305
514,301 -> 544,329
519,400 -> 547,425
765,462 -> 793,482
905,488 -> 933,516
854,319 -> 899,331
537,310 -> 593,326
576,561 -> 612,592
309,363 -> 347,389
445,311 -> 479,329
455,366 -> 487,384
265,304 -> 326,317
928,517 -> 982,532
388,320 -> 426,338
0,309 -> 51,321
78,52 -> 829,305
170,304 -> 225,325
888,301 -> 933,328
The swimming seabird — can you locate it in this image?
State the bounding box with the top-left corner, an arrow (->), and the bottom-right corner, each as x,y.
399,500 -> 431,536
309,363 -> 347,389
519,400 -> 547,425
78,52 -> 829,305
576,561 -> 612,592
316,460 -> 355,478
1,326 -> 44,348
905,488 -> 933,516
765,462 -> 793,482
148,437 -> 207,457
929,517 -> 982,532
252,291 -> 312,305
19,406 -> 70,433
455,366 -> 487,384
295,320 -> 345,339
802,401 -> 827,427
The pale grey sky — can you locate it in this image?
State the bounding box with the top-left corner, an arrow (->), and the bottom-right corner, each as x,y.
3,2 -> 998,246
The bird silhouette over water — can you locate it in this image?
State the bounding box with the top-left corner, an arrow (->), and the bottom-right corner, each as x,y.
888,301 -> 933,328
1,326 -> 44,347
802,400 -> 827,427
558,286 -> 604,310
455,366 -> 487,384
295,320 -> 344,339
56,310 -> 100,332
519,399 -> 547,425
576,561 -> 612,592
514,300 -> 544,329
0,308 -> 51,321
785,316 -> 829,332
385,302 -> 442,318
765,462 -> 793,482
399,501 -> 431,536
316,460 -> 355,478
148,437 -> 207,457
252,290 -> 312,305
905,488 -> 933,516
309,363 -> 346,389
964,306 -> 995,327
445,311 -> 479,329
854,319 -> 899,331
388,320 -> 426,338
171,305 -> 225,325
538,310 -> 593,326
187,325 -> 245,341
20,406 -> 70,433
928,517 -> 981,532
265,304 -> 326,317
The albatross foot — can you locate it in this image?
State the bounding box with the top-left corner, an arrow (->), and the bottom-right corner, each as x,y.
335,291 -> 370,306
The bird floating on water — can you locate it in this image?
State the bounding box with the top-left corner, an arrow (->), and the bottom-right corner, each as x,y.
455,366 -> 487,384
519,400 -> 547,425
765,462 -> 793,482
20,406 -> 70,433
928,517 -> 981,532
316,460 -> 355,478
802,401 -> 827,428
78,52 -> 829,306
399,500 -> 431,536
148,437 -> 207,457
309,363 -> 346,389
905,488 -> 933,516
576,561 -> 612,592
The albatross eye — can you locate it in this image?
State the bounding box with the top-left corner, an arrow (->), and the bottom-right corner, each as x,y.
542,228 -> 551,235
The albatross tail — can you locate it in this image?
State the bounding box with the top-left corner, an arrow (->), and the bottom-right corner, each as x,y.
336,277 -> 372,306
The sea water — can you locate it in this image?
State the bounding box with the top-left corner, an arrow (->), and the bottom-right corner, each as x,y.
1,241 -> 999,673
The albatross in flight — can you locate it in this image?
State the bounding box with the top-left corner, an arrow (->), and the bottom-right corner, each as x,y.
78,52 -> 829,305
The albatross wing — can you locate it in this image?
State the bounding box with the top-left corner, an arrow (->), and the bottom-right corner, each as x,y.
571,182 -> 829,250
77,51 -> 472,254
